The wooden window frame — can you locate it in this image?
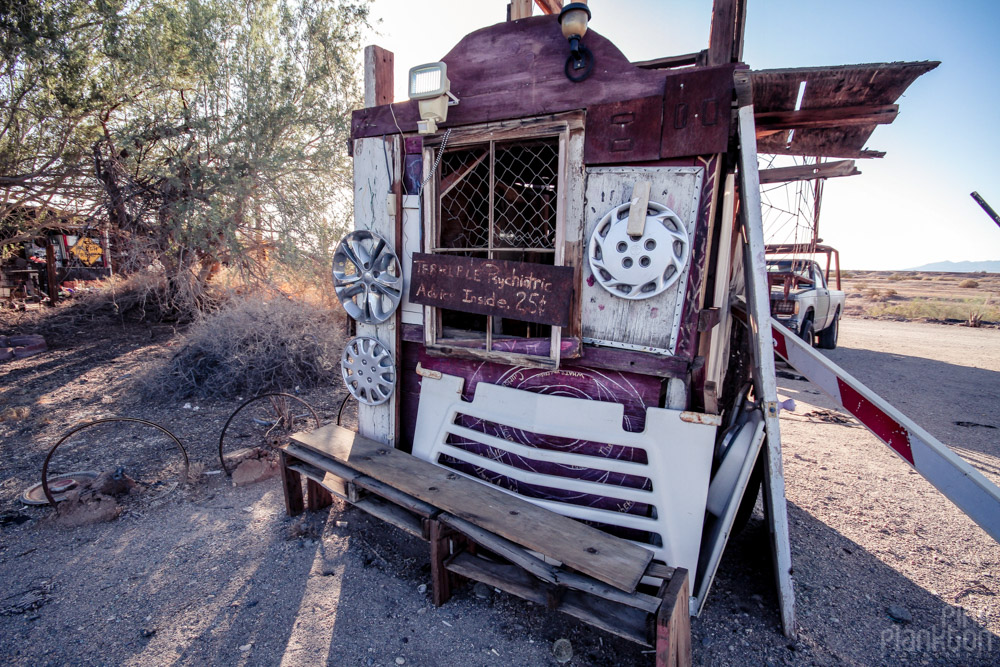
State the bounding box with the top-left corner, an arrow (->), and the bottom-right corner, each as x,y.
420,114 -> 584,369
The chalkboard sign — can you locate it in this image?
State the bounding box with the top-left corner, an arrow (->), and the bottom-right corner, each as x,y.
409,253 -> 574,327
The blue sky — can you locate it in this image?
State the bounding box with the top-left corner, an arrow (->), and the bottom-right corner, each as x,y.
366,1 -> 1000,269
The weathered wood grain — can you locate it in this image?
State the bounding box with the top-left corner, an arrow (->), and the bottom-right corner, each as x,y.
351,18 -> 668,139
290,423 -> 654,592
446,553 -> 652,646
758,159 -> 859,184
353,136 -> 400,445
580,166 -> 704,353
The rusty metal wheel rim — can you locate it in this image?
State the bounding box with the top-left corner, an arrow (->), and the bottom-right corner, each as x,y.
41,418 -> 189,507
217,393 -> 321,476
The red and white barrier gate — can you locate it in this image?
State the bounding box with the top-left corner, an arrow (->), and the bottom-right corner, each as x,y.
770,317 -> 1000,543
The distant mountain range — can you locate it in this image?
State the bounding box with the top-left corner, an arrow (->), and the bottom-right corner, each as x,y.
906,260 -> 1000,273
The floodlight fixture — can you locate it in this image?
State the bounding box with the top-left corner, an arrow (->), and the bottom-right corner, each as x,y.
408,62 -> 459,134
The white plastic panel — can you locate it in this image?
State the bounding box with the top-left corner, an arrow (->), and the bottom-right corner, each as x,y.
400,194 -> 423,326
412,372 -> 718,577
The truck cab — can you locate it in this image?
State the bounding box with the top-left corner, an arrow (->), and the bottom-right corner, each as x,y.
767,254 -> 844,349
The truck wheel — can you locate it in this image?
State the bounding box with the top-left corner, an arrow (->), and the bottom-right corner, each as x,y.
818,310 -> 840,349
799,317 -> 815,347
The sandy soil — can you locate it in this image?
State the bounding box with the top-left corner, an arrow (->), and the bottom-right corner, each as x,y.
1,314 -> 998,666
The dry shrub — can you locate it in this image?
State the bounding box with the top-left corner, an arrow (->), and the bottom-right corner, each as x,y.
152,295 -> 345,399
887,273 -> 906,281
0,406 -> 30,422
959,279 -> 980,288
865,288 -> 885,302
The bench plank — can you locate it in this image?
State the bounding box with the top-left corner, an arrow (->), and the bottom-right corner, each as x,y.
291,424 -> 653,593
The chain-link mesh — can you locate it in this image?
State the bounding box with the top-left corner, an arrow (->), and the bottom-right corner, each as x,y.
440,147 -> 490,248
438,139 -> 558,252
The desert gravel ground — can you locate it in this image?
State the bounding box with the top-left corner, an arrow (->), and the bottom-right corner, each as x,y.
1,315 -> 998,666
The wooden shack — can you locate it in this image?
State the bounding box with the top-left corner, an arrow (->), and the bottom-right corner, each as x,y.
322,0 -> 936,641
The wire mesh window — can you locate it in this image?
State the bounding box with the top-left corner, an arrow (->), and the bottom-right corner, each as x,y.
433,137 -> 562,353
437,139 -> 559,254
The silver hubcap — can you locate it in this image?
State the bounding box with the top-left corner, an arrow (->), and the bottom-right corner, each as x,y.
588,201 -> 690,300
341,336 -> 396,405
332,231 -> 402,324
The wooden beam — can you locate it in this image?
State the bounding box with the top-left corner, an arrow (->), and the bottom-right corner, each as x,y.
754,104 -> 899,133
732,0 -> 748,62
633,51 -> 707,70
707,0 -> 739,66
509,0 -> 532,20
363,45 -> 394,108
758,159 -> 860,184
439,151 -> 487,197
533,0 -> 563,15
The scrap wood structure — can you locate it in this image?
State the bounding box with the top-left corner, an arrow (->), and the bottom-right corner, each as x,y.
0,206 -> 111,304
277,1 -> 1000,663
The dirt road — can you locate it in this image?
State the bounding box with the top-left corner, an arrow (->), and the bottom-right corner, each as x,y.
1,317 -> 997,666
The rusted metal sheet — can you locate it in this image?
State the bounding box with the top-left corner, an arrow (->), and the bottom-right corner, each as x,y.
660,65 -> 735,159
409,253 -> 574,327
584,96 -> 664,165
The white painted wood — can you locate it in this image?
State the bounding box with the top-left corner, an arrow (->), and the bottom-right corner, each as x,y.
581,167 -> 704,353
353,136 -> 399,445
737,105 -> 796,638
705,173 -> 737,392
400,194 -> 423,325
363,46 -> 378,109
626,180 -> 652,237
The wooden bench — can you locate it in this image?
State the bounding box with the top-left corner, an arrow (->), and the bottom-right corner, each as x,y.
280,424 -> 692,667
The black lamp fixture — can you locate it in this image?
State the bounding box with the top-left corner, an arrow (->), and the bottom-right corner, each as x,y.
559,2 -> 593,82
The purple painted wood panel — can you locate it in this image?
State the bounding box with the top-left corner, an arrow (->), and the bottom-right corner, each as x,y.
675,154 -> 720,362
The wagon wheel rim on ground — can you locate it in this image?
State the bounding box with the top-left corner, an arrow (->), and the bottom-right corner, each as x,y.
41,418 -> 190,507
217,393 -> 321,476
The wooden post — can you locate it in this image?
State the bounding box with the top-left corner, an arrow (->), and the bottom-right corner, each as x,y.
708,0 -> 747,66
737,105 -> 797,638
356,46 -> 401,447
363,46 -> 394,108
44,243 -> 58,305
306,478 -> 334,512
429,518 -> 454,606
279,450 -> 305,516
655,569 -> 692,667
509,0 -> 532,20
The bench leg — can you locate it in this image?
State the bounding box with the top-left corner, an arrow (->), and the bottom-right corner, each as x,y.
429,518 -> 454,606
656,568 -> 691,667
307,478 -> 335,511
279,450 -> 305,516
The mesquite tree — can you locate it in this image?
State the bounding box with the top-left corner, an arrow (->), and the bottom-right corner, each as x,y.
2,0 -> 369,315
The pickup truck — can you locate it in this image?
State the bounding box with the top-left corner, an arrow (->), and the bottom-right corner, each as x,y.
766,257 -> 845,348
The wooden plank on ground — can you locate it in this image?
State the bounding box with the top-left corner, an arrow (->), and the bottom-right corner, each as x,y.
291,423 -> 654,592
